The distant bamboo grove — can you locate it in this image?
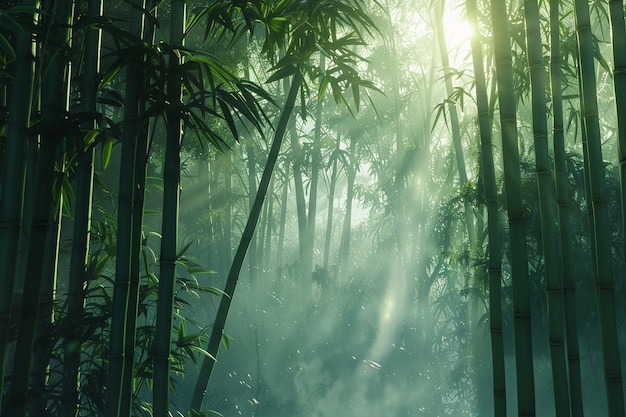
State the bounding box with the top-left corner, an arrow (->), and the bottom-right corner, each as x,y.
0,0 -> 626,416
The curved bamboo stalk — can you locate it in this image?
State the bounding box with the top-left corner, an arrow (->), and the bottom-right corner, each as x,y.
574,0 -> 625,415
190,70 -> 302,416
549,0 -> 584,415
489,0 -> 536,414
522,0 -> 570,415
0,0 -> 37,410
465,0 -> 506,414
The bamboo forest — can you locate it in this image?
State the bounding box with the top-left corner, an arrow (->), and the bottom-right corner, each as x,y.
4,0 -> 626,416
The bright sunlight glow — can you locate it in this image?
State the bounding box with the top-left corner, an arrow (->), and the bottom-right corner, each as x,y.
442,4 -> 474,67
390,0 -> 473,71
445,19 -> 473,52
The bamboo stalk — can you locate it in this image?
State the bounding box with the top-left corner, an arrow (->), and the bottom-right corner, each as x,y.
104,1 -> 147,415
62,0 -> 101,415
549,0 -> 584,415
323,133 -> 340,270
153,1 -> 185,415
465,0 -> 506,414
574,0 -> 625,414
490,0 -> 536,414
522,0 -> 570,415
119,3 -> 157,415
0,0 -> 37,410
609,0 -> 626,268
14,3 -> 74,415
190,71 -> 302,416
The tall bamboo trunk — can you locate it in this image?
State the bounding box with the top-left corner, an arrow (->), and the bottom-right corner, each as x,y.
120,95 -> 151,417
0,1 -> 37,406
522,0 -> 571,415
190,71 -> 302,416
337,137 -> 357,276
609,0 -> 626,268
59,1 -> 101,415
574,0 -> 625,414
276,164 -> 289,269
264,178 -> 274,271
222,153 -> 233,273
153,1 -> 185,415
286,74 -> 309,290
303,57 -> 326,283
257,188 -> 269,270
120,5 -> 157,414
27,218 -> 52,416
29,194 -> 62,417
490,0 -> 536,414
465,0 -> 506,414
103,1 -> 147,415
323,133 -> 340,270
549,2 -> 584,416
434,3 -> 486,412
10,2 -> 73,417
434,2 -> 474,242
246,143 -> 258,284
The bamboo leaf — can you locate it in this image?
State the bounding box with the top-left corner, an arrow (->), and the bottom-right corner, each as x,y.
84,129 -> 100,151
101,135 -> 114,170
266,65 -> 297,83
99,66 -> 121,89
187,345 -> 216,361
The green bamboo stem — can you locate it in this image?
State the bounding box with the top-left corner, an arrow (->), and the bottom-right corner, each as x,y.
276,164 -> 289,269
119,93 -> 149,417
303,56 -> 326,285
337,137 -> 356,274
435,3 -> 484,411
263,178 -> 274,271
522,0 -> 570,415
28,193 -> 62,416
153,2 -> 185,415
222,154 -> 233,274
14,3 -> 73,414
609,0 -> 626,267
119,4 -> 156,416
434,2 -> 474,242
190,71 -> 302,416
245,143 -> 258,285
574,0 -> 625,415
287,77 -> 310,289
0,1 -> 37,407
103,1 -> 147,416
61,1 -> 101,415
549,0 -> 584,415
490,0 -> 536,415
465,0 -> 506,414
323,133 -> 340,270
